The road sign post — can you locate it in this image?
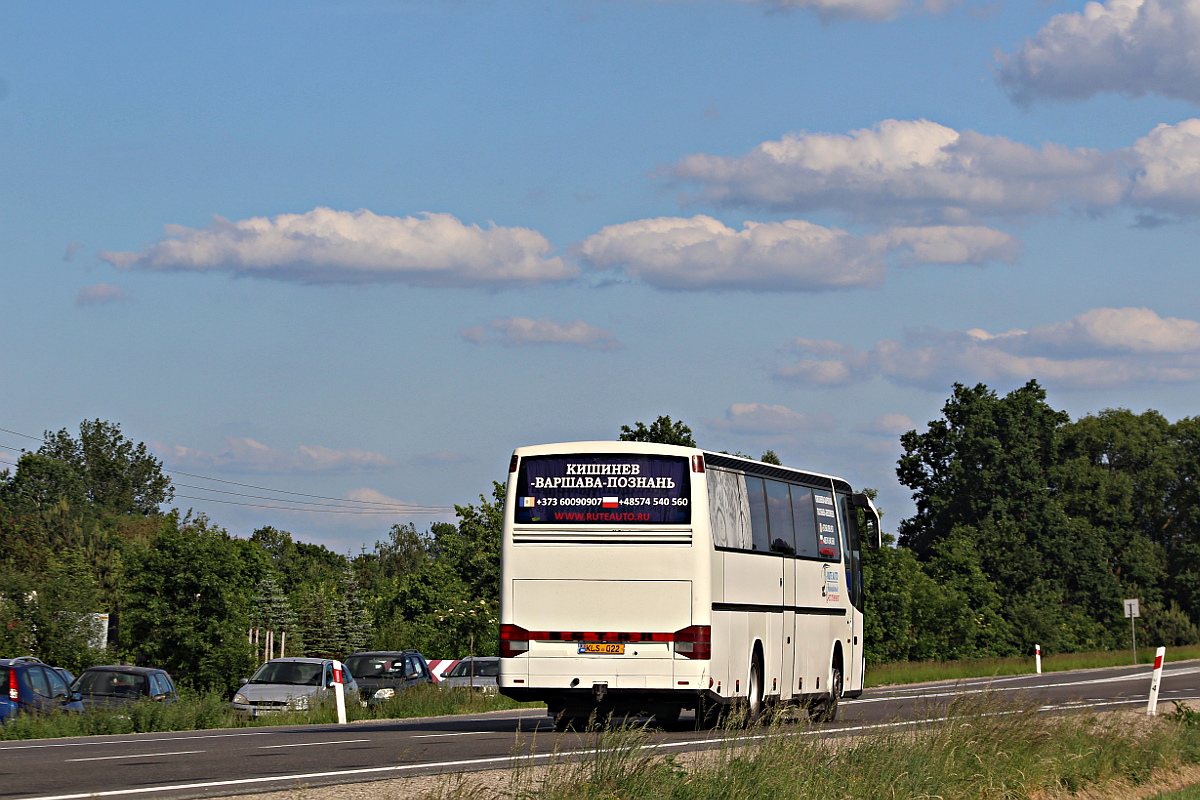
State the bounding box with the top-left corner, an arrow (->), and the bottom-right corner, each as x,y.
332,660 -> 347,725
1124,599 -> 1140,664
1035,644 -> 1042,675
1147,647 -> 1166,715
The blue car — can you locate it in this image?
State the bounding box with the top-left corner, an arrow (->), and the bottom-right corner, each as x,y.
0,656 -> 84,721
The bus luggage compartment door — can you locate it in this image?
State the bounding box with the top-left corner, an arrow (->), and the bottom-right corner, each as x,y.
512,579 -> 692,689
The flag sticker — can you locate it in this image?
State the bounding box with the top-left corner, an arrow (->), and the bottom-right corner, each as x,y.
519,497 -> 536,508
602,496 -> 619,508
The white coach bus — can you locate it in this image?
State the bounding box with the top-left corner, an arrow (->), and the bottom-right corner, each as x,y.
498,441 -> 881,729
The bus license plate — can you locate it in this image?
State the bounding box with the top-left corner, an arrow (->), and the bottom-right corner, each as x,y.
579,643 -> 625,655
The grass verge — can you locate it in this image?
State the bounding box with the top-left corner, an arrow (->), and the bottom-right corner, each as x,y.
866,644 -> 1200,687
0,685 -> 536,740
428,697 -> 1200,800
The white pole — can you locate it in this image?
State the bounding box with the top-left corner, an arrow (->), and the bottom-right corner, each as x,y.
280,631 -> 286,658
1035,644 -> 1042,675
332,660 -> 348,725
1147,646 -> 1166,715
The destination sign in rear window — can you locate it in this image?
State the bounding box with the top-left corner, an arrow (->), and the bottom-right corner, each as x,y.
514,455 -> 690,525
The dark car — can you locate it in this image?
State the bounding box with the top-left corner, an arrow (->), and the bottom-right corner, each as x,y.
0,656 -> 85,721
72,665 -> 178,709
344,650 -> 432,702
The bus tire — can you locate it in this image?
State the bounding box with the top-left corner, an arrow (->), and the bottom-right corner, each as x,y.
747,653 -> 765,723
809,664 -> 842,723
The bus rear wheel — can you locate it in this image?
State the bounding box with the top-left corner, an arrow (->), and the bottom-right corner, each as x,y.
746,654 -> 765,723
809,664 -> 842,723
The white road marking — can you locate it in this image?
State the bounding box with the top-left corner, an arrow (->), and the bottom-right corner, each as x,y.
65,751 -> 204,763
259,739 -> 370,749
411,731 -> 490,739
0,730 -> 283,751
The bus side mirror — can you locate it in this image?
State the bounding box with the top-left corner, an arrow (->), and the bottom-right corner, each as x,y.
849,493 -> 883,550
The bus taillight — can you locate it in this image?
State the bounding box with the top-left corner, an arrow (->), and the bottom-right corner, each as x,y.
509,454 -> 519,473
673,625 -> 711,660
500,624 -> 530,658
692,455 -> 705,473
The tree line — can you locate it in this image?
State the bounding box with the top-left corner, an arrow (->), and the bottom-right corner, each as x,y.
3,393 -> 1198,694
0,420 -> 503,693
866,381 -> 1200,663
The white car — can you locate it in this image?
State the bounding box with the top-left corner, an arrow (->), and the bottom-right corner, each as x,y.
232,658 -> 361,716
438,657 -> 499,693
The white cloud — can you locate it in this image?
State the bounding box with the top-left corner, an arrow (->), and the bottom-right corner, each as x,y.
733,0 -> 907,22
774,307 -> 1200,390
996,0 -> 1200,106
460,317 -> 623,349
577,215 -> 1016,291
579,215 -> 884,290
707,403 -> 838,435
880,226 -> 1023,265
342,487 -> 443,513
678,0 -> 961,22
670,119 -> 1125,223
854,413 -> 916,436
158,437 -> 397,473
76,283 -> 130,306
671,118 -> 1200,221
1127,120 -> 1200,213
100,207 -> 575,288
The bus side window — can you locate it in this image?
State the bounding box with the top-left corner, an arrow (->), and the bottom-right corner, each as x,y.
746,477 -> 771,553
790,486 -> 819,558
765,480 -> 796,554
813,490 -> 840,560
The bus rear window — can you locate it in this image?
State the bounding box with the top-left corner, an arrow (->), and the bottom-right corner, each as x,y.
514,454 -> 690,524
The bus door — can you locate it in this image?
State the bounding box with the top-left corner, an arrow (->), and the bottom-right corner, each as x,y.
765,478 -> 799,700
836,492 -> 864,691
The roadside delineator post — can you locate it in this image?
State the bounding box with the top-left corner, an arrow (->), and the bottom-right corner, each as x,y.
1147,646 -> 1166,716
332,660 -> 348,725
1035,644 -> 1042,675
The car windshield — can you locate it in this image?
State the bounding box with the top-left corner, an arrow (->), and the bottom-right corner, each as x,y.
76,671 -> 147,697
344,656 -> 404,679
446,660 -> 499,678
249,661 -> 324,686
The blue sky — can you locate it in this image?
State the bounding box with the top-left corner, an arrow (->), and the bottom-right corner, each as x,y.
4,0 -> 1200,552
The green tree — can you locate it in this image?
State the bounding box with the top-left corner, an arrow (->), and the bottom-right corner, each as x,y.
760,450 -> 783,465
36,420 -> 173,515
896,381 -> 1072,596
619,416 -> 696,447
122,513 -> 267,692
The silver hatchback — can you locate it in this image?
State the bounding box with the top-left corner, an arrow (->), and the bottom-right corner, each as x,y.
231,658 -> 361,716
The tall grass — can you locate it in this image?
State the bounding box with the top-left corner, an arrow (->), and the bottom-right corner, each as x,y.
0,692 -> 241,739
468,696 -> 1200,800
866,644 -> 1200,687
0,685 -> 535,740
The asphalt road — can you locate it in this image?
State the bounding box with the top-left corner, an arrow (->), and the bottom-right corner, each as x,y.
3,660 -> 1199,800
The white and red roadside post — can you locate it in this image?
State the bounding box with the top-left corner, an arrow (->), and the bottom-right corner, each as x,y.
332,660 -> 348,725
1035,644 -> 1042,675
1147,646 -> 1166,716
